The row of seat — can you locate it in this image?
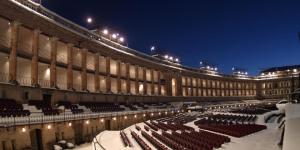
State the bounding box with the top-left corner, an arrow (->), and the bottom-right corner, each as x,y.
156,114 -> 197,124
120,131 -> 132,147
0,98 -> 30,117
163,131 -> 211,150
183,131 -> 230,148
196,124 -> 267,137
57,101 -> 84,114
131,131 -> 151,150
141,131 -> 169,150
144,121 -> 159,131
150,121 -> 194,131
79,102 -> 125,112
29,100 -> 60,116
151,131 -> 187,150
206,114 -> 257,123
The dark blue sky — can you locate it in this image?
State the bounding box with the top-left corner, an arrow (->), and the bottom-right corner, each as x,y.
43,0 -> 300,75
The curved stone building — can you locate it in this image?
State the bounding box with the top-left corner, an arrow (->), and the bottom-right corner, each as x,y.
0,0 -> 298,150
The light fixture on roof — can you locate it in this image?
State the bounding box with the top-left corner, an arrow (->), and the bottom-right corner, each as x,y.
112,34 -> 117,39
293,69 -> 297,73
169,56 -> 173,61
119,37 -> 124,42
175,58 -> 179,62
164,55 -> 169,59
103,29 -> 109,35
151,46 -> 155,51
86,17 -> 93,24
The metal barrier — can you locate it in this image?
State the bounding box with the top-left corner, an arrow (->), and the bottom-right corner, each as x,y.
0,108 -> 177,127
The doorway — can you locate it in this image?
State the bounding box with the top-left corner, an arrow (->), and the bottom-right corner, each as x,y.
105,120 -> 111,130
30,129 -> 43,150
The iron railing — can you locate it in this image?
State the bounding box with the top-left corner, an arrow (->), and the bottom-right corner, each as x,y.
0,108 -> 177,127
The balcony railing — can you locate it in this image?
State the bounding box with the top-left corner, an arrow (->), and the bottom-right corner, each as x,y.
17,75 -> 31,86
0,72 -> 9,83
0,108 -> 177,127
38,79 -> 50,87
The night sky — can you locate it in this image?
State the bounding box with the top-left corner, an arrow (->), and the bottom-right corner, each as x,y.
43,0 -> 300,75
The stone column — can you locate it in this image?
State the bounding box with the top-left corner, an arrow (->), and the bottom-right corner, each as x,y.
106,57 -> 111,93
176,74 -> 183,96
143,68 -> 147,95
158,71 -> 161,95
135,65 -> 139,94
126,63 -> 130,94
67,43 -> 73,90
31,29 -> 40,87
81,48 -> 87,91
185,77 -> 188,96
196,78 -> 199,96
50,37 -> 58,88
9,21 -> 20,84
94,53 -> 100,92
117,60 -> 121,93
190,78 -> 194,96
151,70 -> 154,95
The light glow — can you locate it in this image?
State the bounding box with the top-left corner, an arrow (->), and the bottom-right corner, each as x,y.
22,127 -> 26,132
119,37 -> 124,42
103,29 -> 109,35
86,17 -> 93,24
112,34 -> 117,39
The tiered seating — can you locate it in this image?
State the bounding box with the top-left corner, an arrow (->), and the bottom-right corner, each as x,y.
28,100 -> 59,115
131,131 -> 151,150
144,125 -> 150,131
150,121 -> 194,131
124,104 -> 138,111
136,103 -> 148,110
184,130 -> 230,148
144,121 -> 158,131
206,114 -> 257,124
135,125 -> 141,131
162,131 -> 213,150
156,114 -> 197,124
57,101 -> 83,114
0,98 -> 30,117
152,131 -> 187,150
79,102 -> 125,112
194,116 -> 267,137
141,131 -> 169,150
230,108 -> 269,114
120,131 -> 132,147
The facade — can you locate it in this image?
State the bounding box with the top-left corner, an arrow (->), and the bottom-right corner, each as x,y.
0,0 -> 295,104
0,0 -> 299,150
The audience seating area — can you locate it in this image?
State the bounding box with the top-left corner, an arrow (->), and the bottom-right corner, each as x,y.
156,113 -> 197,124
194,114 -> 266,137
57,101 -> 84,114
0,98 -> 30,117
152,131 -> 187,150
120,131 -> 132,147
79,102 -> 125,112
28,100 -> 60,116
131,131 -> 152,150
206,114 -> 257,124
141,131 -> 169,150
150,121 -> 195,131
